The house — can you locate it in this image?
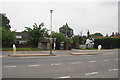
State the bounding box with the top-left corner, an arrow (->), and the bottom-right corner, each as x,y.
16,31 -> 29,44
110,32 -> 120,38
38,38 -> 51,50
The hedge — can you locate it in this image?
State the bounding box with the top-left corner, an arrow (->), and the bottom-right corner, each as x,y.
94,38 -> 120,49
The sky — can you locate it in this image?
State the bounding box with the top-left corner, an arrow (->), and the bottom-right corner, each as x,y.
0,0 -> 119,36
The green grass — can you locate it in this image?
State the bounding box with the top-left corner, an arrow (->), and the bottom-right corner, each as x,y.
78,47 -> 97,50
77,47 -> 119,50
2,47 -> 118,51
2,48 -> 58,51
2,48 -> 41,51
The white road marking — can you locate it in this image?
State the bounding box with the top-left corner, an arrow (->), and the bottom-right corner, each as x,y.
89,60 -> 96,63
28,65 -> 40,67
85,72 -> 98,76
58,76 -> 70,78
71,62 -> 81,64
104,59 -> 109,61
50,63 -> 62,66
4,66 -> 16,68
114,58 -> 118,61
109,69 -> 119,72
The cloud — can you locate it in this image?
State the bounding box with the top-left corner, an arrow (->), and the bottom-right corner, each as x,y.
2,1 -> 118,36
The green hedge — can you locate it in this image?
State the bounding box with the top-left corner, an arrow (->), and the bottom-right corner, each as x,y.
94,38 -> 120,49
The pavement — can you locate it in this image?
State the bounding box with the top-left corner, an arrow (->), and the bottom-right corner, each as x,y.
2,49 -> 119,78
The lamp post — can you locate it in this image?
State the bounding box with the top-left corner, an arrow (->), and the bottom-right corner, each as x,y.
50,10 -> 53,55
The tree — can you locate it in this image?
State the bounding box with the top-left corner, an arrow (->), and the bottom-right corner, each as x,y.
72,35 -> 86,48
1,13 -> 15,48
72,36 -> 80,45
91,33 -> 103,37
59,23 -> 73,38
52,32 -> 66,49
52,32 -> 65,43
0,13 -> 11,29
66,38 -> 73,44
2,27 -> 16,47
25,23 -> 49,47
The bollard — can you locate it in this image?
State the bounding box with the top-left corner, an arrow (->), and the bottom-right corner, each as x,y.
13,44 -> 16,54
98,45 -> 102,53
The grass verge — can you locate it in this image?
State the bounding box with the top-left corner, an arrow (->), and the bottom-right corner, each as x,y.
2,48 -> 57,51
77,48 -> 97,50
2,48 -> 41,51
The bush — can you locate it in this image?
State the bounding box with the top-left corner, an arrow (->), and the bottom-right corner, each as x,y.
94,38 -> 120,49
2,27 -> 16,48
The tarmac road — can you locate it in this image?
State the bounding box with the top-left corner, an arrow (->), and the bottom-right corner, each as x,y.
2,49 -> 119,78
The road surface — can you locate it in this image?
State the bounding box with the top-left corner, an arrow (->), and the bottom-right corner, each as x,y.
2,49 -> 119,78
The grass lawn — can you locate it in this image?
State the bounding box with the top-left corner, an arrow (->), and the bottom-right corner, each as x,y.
77,48 -> 119,50
2,48 -> 57,51
2,48 -> 41,51
78,48 -> 98,50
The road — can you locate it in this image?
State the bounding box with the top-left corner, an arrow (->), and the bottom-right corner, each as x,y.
2,49 -> 119,78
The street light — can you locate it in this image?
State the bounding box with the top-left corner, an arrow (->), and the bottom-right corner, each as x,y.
50,10 -> 53,55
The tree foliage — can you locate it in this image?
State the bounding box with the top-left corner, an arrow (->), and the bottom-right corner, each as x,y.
72,36 -> 80,43
2,27 -> 16,47
94,38 -> 120,49
0,13 -> 11,29
1,13 -> 16,48
52,32 -> 65,43
52,32 -> 66,50
25,23 -> 49,47
66,38 -> 73,44
59,23 -> 73,37
91,33 -> 103,37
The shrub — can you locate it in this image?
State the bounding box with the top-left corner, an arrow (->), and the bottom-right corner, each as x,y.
94,38 -> 120,49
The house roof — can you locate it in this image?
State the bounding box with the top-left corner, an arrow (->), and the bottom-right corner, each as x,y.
111,35 -> 120,38
39,38 -> 50,43
16,31 -> 29,41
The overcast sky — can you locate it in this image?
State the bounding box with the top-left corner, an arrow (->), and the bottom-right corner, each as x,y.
1,0 -> 119,36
